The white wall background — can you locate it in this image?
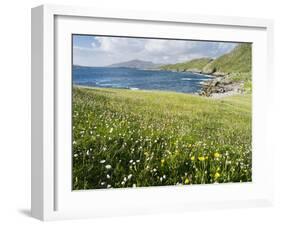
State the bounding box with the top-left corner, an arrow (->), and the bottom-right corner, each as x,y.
0,0 -> 280,225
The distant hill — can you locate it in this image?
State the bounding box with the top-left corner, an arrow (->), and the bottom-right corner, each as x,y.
108,59 -> 159,70
160,43 -> 252,76
202,43 -> 252,75
159,43 -> 252,96
160,58 -> 213,73
73,65 -> 86,69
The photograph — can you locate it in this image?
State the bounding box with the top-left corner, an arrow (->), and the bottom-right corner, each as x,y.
72,35 -> 252,190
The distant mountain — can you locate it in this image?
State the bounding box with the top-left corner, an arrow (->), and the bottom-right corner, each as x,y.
73,65 -> 87,69
108,59 -> 160,70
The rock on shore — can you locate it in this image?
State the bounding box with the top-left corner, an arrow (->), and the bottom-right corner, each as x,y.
199,76 -> 244,97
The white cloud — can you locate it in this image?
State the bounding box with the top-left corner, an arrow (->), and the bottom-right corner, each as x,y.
73,36 -> 237,67
94,37 -> 145,52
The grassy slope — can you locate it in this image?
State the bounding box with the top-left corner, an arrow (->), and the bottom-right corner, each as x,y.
160,58 -> 213,72
73,87 -> 252,190
159,44 -> 252,82
202,43 -> 252,74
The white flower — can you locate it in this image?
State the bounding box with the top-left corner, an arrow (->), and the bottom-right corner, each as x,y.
74,154 -> 78,158
107,184 -> 111,188
106,174 -> 110,179
129,159 -> 134,164
132,184 -> 136,188
100,182 -> 105,186
105,164 -> 112,170
109,128 -> 113,133
128,174 -> 132,180
121,181 -> 125,185
100,160 -> 106,164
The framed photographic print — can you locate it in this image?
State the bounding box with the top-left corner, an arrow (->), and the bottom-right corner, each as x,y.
31,4 -> 274,221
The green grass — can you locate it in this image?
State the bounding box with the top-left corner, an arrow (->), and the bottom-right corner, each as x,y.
221,72 -> 252,93
202,44 -> 252,74
160,58 -> 213,72
159,44 -> 252,77
72,87 -> 252,190
228,72 -> 251,83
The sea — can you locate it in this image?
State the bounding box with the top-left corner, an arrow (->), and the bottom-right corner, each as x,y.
73,66 -> 213,94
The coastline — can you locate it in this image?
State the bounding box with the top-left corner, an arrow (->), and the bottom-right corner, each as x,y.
160,68 -> 248,98
74,83 -> 240,100
73,68 -> 250,100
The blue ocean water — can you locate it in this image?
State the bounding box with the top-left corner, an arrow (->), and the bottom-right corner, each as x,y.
73,66 -> 213,94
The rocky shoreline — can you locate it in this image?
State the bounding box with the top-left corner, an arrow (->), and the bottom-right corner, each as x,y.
199,74 -> 245,98
161,66 -> 245,98
162,69 -> 247,98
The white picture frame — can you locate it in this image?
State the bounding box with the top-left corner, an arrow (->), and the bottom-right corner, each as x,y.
31,4 -> 274,221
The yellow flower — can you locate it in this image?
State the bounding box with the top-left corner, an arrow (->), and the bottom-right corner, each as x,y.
214,152 -> 220,158
161,159 -> 165,165
214,172 -> 220,179
184,178 -> 189,184
191,156 -> 195,161
198,156 -> 205,161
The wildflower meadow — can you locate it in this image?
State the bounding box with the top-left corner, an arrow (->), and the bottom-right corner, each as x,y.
72,87 -> 252,190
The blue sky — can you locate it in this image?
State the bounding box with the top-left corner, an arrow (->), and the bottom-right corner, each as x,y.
73,35 -> 238,66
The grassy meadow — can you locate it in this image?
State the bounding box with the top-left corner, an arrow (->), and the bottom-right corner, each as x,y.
72,87 -> 252,190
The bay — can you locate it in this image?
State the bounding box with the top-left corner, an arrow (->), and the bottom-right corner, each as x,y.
73,66 -> 213,94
